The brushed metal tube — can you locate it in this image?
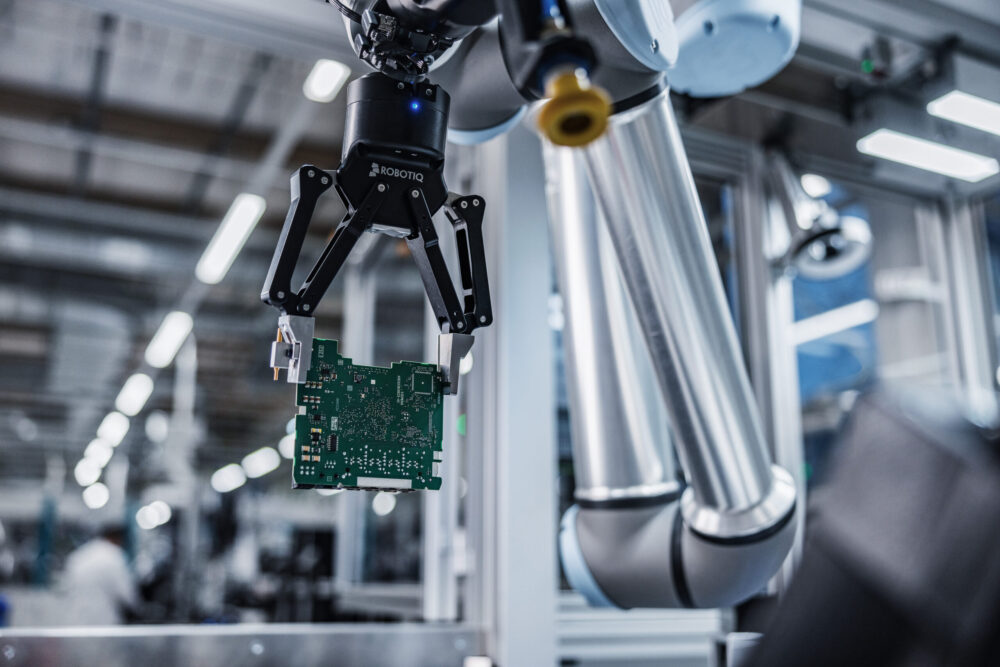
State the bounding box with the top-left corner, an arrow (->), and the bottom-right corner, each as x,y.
582,91 -> 776,516
543,142 -> 678,504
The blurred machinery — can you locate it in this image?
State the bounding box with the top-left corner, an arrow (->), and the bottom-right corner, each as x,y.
768,151 -> 873,281
747,389 -> 1000,666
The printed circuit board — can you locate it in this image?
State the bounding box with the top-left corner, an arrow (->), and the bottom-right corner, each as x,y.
292,339 -> 444,491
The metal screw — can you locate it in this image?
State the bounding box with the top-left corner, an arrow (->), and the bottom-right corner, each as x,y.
411,190 -> 420,198
321,176 -> 329,185
480,315 -> 487,323
276,291 -> 285,299
472,198 -> 480,207
397,82 -> 405,90
2,645 -> 15,661
307,169 -> 315,178
425,88 -> 433,97
377,183 -> 387,193
650,39 -> 659,53
250,642 -> 264,656
456,321 -> 464,329
302,304 -> 311,312
460,201 -> 468,209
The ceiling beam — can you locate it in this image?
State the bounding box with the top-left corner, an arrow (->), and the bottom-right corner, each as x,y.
70,0 -> 356,64
804,0 -> 1000,63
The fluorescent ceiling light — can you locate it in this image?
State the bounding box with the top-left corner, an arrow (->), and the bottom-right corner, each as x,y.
242,446 -> 281,479
97,411 -> 130,447
145,311 -> 194,368
211,463 -> 247,493
136,505 -> 159,530
928,90 -> 1000,138
303,59 -> 351,103
792,298 -> 880,346
145,410 -> 170,443
115,373 -> 154,417
278,433 -> 296,460
800,173 -> 832,199
148,500 -> 172,526
74,458 -> 102,487
372,491 -> 397,517
196,193 -> 266,285
82,482 -> 110,510
136,501 -> 172,530
857,129 -> 999,183
84,438 -> 114,468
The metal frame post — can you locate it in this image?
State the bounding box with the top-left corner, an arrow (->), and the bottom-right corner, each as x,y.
941,197 -> 999,420
734,150 -> 805,588
464,125 -> 558,666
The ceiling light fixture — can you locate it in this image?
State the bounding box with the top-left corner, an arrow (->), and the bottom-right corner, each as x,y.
372,491 -> 397,516
857,129 -> 999,183
74,458 -> 102,487
96,411 -> 130,447
927,90 -> 1000,138
115,373 -> 154,417
145,311 -> 194,368
82,482 -> 110,510
303,59 -> 352,103
278,434 -> 295,460
241,446 -> 281,479
799,173 -> 832,199
84,438 -> 114,468
148,500 -> 172,526
211,463 -> 247,493
195,193 -> 266,285
791,299 -> 880,345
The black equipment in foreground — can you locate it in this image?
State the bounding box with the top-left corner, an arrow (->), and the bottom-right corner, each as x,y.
745,389 -> 1000,667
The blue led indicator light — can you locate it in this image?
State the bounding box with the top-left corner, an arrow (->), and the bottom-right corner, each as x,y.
410,101 -> 421,112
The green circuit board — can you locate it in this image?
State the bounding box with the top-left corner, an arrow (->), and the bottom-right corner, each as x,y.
292,339 -> 444,491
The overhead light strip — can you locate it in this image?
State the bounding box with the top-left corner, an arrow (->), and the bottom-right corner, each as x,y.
115,373 -> 154,417
792,298 -> 880,346
857,129 -> 999,183
145,311 -> 194,368
195,193 -> 267,285
928,90 -> 1000,138
303,59 -> 352,103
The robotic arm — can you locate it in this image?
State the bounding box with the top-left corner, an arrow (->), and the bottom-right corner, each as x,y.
261,0 -> 799,610
260,0 -> 613,391
261,1 -> 500,394
260,74 -> 490,393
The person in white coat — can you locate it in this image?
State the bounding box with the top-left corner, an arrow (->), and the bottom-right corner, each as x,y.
62,525 -> 137,625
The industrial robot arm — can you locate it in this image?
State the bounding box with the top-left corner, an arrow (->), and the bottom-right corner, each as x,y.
260,0 -> 799,604
431,0 -> 799,609
261,0 -> 615,391
261,4 -> 498,395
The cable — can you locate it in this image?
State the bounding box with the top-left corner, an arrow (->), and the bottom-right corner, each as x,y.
329,0 -> 362,24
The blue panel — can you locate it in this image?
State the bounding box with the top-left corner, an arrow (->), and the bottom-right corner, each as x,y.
793,201 -> 878,403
